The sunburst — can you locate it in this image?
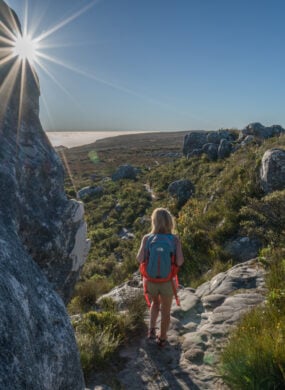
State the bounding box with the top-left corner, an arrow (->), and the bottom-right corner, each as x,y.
12,32 -> 38,64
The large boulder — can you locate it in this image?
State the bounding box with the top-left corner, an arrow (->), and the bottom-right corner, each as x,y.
202,143 -> 218,161
218,138 -> 232,159
183,131 -> 208,156
112,164 -> 139,181
224,236 -> 262,262
77,185 -> 104,199
168,179 -> 195,206
260,149 -> 285,194
0,1 -> 87,387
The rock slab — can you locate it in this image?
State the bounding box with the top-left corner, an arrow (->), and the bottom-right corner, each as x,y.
91,259 -> 266,389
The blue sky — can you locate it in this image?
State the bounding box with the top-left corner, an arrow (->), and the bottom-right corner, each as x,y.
6,0 -> 285,132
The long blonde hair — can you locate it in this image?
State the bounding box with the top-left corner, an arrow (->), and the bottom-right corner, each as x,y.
151,208 -> 175,234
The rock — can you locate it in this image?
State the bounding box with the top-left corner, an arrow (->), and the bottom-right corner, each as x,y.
77,185 -> 103,199
241,135 -> 255,146
224,236 -> 262,262
241,122 -> 285,139
202,143 -> 218,161
168,179 -> 195,206
218,139 -> 232,159
260,148 -> 285,194
112,164 -> 139,181
97,273 -> 142,310
207,132 -> 221,144
119,227 -> 135,240
187,148 -> 204,159
0,1 -> 85,388
183,131 -> 208,156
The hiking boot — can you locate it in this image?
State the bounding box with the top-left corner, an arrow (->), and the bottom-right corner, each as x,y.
147,328 -> 156,340
156,337 -> 167,348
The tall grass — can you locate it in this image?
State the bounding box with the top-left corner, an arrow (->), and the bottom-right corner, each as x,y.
73,293 -> 146,379
220,248 -> 285,389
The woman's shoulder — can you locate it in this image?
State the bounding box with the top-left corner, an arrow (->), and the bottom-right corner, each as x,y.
141,233 -> 152,242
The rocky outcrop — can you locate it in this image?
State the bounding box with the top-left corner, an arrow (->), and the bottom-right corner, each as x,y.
0,1 -> 87,387
93,259 -> 266,389
168,179 -> 195,206
183,130 -> 236,160
260,148 -> 285,194
183,123 -> 284,161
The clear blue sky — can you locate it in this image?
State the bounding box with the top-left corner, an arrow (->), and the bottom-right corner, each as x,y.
6,0 -> 285,132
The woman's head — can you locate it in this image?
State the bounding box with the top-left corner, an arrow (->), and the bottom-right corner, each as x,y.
151,208 -> 175,234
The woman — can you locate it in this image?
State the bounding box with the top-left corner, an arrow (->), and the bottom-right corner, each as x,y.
137,208 -> 184,347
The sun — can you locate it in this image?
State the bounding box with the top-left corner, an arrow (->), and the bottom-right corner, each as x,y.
13,33 -> 38,64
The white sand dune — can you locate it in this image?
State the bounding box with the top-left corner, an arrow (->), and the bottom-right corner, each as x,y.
46,131 -> 144,148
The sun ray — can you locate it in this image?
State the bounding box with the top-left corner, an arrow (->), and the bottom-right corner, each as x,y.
40,92 -> 55,130
59,149 -> 78,196
35,51 -> 185,113
17,58 -> 27,135
0,58 -> 22,119
34,0 -> 101,44
34,57 -> 81,107
4,2 -> 22,37
36,51 -> 147,98
0,52 -> 15,66
23,0 -> 29,36
0,20 -> 17,41
0,34 -> 15,46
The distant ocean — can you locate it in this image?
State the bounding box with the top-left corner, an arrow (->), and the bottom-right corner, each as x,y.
46,131 -> 145,148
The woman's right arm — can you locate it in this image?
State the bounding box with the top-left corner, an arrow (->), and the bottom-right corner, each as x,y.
136,235 -> 148,263
175,237 -> 184,266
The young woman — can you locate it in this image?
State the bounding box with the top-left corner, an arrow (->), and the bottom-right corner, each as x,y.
137,208 -> 184,347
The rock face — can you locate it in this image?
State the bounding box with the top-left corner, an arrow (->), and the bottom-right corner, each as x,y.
94,259 -> 266,389
0,1 -> 87,388
260,148 -> 285,194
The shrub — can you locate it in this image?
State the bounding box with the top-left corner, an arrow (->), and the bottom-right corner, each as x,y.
68,277 -> 113,314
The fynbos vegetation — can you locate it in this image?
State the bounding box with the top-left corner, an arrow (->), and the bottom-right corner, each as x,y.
61,131 -> 285,386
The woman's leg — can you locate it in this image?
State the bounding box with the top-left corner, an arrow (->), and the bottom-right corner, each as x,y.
159,294 -> 173,340
149,295 -> 160,330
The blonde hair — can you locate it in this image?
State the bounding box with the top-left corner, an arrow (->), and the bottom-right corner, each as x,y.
151,208 -> 175,234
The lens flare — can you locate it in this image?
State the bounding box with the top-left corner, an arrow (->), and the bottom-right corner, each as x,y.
13,33 -> 38,64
